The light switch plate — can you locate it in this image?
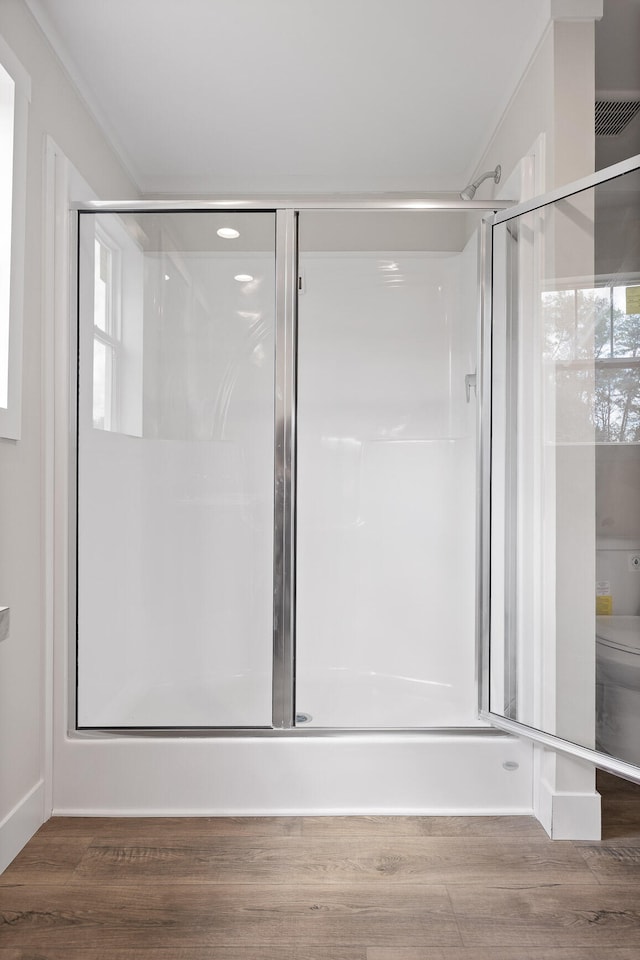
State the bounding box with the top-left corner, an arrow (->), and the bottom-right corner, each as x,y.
0,607 -> 9,643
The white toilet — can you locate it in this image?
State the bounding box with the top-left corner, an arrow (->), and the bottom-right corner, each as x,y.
596,616 -> 640,763
596,538 -> 640,764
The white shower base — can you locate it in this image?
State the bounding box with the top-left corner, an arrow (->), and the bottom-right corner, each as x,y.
80,673 -> 272,729
82,669 -> 486,730
298,670 -> 485,728
53,728 -> 535,817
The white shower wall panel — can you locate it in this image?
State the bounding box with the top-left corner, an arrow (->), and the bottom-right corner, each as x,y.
77,247 -> 275,727
296,248 -> 480,727
77,434 -> 273,726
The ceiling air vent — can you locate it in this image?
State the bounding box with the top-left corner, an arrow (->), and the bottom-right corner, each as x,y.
595,99 -> 640,136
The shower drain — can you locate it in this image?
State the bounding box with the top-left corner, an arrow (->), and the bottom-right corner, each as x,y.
296,712 -> 312,724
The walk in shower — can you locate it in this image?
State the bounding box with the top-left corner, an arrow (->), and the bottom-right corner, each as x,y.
74,202 -> 496,731
58,157 -> 640,821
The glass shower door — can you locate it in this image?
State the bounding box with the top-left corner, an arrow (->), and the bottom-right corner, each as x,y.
76,211 -> 276,727
487,156 -> 640,780
295,210 -> 486,727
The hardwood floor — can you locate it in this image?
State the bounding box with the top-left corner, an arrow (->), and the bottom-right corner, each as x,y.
1,771 -> 639,959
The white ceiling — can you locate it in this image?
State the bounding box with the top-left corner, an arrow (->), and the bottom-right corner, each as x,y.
26,0 -> 553,196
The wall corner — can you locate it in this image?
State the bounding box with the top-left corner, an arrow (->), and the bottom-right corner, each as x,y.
536,777 -> 602,839
550,0 -> 603,20
534,748 -> 601,840
0,780 -> 45,874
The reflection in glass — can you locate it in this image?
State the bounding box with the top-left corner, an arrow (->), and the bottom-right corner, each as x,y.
94,236 -> 110,332
491,165 -> 640,767
92,337 -> 109,430
541,284 -> 640,442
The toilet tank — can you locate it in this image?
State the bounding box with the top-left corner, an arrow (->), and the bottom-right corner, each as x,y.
596,538 -> 640,616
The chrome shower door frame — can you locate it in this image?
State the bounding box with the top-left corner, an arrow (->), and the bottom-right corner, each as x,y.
273,209 -> 297,729
70,196 -> 509,736
482,152 -> 640,785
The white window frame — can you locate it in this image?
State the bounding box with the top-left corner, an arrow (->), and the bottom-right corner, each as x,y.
0,34 -> 30,440
92,227 -> 123,431
83,213 -> 143,438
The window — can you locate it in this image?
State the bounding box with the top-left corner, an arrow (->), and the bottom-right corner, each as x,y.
0,35 -> 30,440
92,234 -> 121,430
83,214 -> 143,437
594,283 -> 640,442
542,281 -> 640,443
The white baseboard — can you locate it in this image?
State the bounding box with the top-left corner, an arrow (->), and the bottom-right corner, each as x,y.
0,780 -> 46,874
536,776 -> 601,839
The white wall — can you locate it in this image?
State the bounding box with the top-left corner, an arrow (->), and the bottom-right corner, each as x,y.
597,445 -> 640,541
296,243 -> 480,727
0,0 -> 137,872
473,9 -> 602,838
474,17 -> 597,194
595,0 -> 640,170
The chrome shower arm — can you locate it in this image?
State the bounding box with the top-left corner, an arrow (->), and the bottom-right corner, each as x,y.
460,164 -> 501,201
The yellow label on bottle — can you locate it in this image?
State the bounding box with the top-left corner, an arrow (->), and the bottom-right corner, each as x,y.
626,286 -> 640,314
596,595 -> 613,615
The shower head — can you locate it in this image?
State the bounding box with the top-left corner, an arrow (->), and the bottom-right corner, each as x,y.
460,164 -> 501,200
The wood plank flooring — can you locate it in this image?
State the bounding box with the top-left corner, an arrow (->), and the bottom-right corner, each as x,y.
1,770 -> 639,958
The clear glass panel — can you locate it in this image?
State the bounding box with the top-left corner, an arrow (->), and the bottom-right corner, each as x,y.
491,165 -> 640,765
77,212 -> 275,727
296,209 -> 486,727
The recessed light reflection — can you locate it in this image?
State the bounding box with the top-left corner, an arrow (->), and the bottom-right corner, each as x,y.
379,261 -> 399,272
217,227 -> 240,239
234,274 -> 254,283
